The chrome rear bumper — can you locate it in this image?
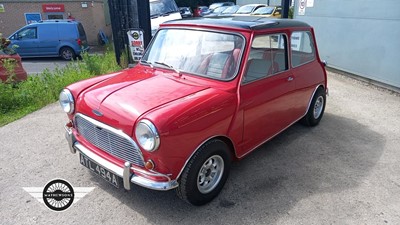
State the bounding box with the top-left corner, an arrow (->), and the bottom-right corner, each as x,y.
65,125 -> 178,191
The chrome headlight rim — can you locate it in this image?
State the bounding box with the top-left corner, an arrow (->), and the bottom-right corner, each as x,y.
135,119 -> 160,152
59,89 -> 75,114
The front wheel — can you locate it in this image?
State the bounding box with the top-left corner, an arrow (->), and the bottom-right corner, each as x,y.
60,47 -> 76,60
300,87 -> 326,126
176,139 -> 231,206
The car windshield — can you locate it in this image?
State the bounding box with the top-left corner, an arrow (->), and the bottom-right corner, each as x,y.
236,5 -> 256,14
213,6 -> 228,13
142,29 -> 244,81
209,3 -> 223,10
252,7 -> 274,15
222,5 -> 239,14
150,0 -> 179,16
199,7 -> 209,12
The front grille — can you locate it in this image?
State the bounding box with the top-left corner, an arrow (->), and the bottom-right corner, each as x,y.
75,114 -> 144,167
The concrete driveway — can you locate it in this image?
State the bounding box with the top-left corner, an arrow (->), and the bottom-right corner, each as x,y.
21,58 -> 69,75
0,71 -> 399,224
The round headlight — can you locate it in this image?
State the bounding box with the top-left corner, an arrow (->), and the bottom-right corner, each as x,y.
135,119 -> 160,152
59,89 -> 75,114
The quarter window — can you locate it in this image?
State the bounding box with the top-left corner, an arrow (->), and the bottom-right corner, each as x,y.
290,31 -> 315,67
243,34 -> 288,83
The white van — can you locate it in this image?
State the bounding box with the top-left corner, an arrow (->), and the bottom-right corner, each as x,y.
150,0 -> 182,36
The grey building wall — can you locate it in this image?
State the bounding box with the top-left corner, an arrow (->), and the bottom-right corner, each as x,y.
294,0 -> 400,88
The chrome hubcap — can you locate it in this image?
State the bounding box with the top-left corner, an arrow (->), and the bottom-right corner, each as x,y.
197,155 -> 224,194
63,50 -> 72,59
313,96 -> 324,119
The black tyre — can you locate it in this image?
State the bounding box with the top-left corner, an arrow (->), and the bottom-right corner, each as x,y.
176,139 -> 231,206
300,87 -> 326,126
60,47 -> 76,60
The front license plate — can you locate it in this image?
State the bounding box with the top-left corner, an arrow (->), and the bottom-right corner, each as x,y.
79,153 -> 121,188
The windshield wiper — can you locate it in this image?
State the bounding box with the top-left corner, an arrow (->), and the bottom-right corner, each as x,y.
141,60 -> 154,68
150,14 -> 160,19
154,61 -> 180,74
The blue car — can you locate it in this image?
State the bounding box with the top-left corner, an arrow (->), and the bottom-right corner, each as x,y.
8,20 -> 89,60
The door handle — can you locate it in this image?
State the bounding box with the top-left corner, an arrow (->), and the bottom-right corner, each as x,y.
287,76 -> 294,82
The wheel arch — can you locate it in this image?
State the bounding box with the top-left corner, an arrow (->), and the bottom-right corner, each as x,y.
58,45 -> 77,55
175,135 -> 236,181
305,84 -> 326,114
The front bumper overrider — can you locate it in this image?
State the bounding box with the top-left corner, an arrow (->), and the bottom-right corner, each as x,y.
64,124 -> 178,191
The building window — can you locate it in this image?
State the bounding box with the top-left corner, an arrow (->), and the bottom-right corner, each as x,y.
46,13 -> 64,20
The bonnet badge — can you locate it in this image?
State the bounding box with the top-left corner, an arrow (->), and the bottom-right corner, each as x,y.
92,109 -> 103,116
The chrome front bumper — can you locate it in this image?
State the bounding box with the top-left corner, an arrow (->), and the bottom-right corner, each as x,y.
65,125 -> 178,191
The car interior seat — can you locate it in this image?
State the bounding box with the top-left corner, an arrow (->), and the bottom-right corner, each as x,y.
198,49 -> 240,79
244,58 -> 272,83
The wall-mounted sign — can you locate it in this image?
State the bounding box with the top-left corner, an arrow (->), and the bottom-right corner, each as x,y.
127,30 -> 144,62
0,4 -> 5,13
298,0 -> 306,16
42,4 -> 65,12
290,32 -> 302,51
278,32 -> 302,51
25,13 -> 42,24
306,0 -> 314,7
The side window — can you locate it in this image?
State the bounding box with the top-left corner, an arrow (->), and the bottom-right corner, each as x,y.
290,31 -> 316,67
17,27 -> 37,40
243,33 -> 288,83
77,23 -> 86,37
275,7 -> 282,15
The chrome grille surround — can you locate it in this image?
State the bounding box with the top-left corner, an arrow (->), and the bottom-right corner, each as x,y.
74,113 -> 144,167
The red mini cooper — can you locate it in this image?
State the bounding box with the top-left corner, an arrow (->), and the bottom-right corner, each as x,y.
60,17 -> 327,205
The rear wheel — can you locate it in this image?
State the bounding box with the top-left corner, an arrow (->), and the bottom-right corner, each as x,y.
300,87 -> 326,126
176,139 -> 231,206
60,47 -> 76,60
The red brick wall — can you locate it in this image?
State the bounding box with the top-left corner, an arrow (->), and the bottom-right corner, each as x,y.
0,1 -> 111,45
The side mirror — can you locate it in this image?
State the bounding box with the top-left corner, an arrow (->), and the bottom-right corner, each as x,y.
322,60 -> 328,67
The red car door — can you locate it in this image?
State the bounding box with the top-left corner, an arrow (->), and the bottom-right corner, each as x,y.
236,33 -> 299,157
238,67 -> 296,156
289,30 -> 326,116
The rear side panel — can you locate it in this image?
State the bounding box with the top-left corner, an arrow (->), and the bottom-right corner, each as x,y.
58,23 -> 80,54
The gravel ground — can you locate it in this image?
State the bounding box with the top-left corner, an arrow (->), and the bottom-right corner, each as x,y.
0,71 -> 399,225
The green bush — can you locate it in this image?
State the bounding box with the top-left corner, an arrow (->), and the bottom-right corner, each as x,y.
0,49 -> 121,126
289,6 -> 294,19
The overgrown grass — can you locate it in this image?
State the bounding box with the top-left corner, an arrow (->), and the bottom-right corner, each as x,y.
0,48 -> 121,126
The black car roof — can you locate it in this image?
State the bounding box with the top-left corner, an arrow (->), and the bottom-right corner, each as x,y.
163,16 -> 311,30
